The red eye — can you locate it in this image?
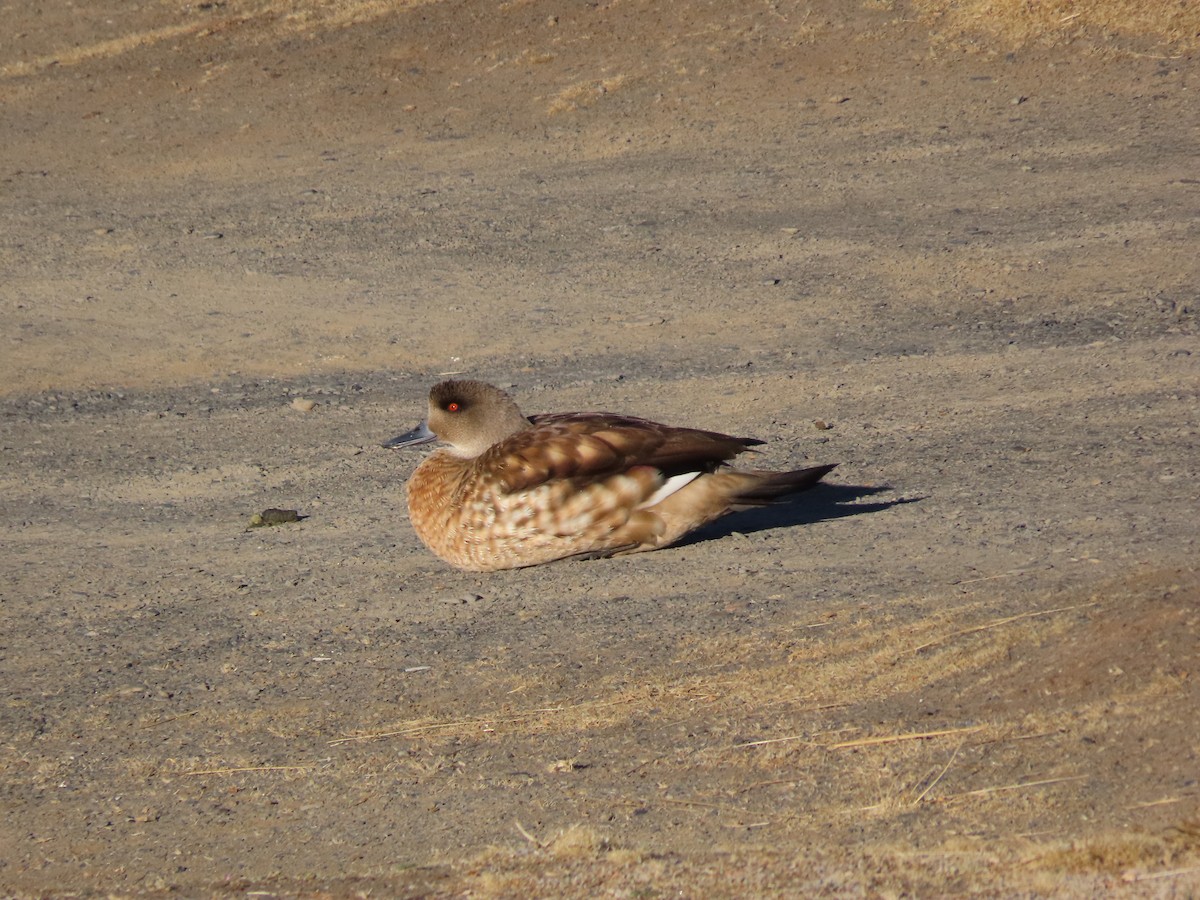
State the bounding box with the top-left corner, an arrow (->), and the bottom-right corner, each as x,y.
446,402 -> 460,412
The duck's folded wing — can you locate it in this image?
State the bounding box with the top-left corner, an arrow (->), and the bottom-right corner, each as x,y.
489,413 -> 763,493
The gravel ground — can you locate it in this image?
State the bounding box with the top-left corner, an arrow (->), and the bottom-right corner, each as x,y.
2,0 -> 1198,895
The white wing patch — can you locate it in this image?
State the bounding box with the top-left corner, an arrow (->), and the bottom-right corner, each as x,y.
638,471 -> 701,509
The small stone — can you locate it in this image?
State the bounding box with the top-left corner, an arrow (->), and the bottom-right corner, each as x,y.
813,419 -> 834,431
291,397 -> 316,412
248,508 -> 303,528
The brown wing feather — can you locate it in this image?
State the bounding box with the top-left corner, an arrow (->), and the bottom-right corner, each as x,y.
487,413 -> 763,494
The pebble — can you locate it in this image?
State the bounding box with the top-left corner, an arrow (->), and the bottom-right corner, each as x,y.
291,397 -> 316,412
248,508 -> 303,528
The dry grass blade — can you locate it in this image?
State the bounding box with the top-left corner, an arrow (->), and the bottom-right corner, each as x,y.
1123,865 -> 1200,883
909,602 -> 1098,654
938,775 -> 1087,802
661,796 -> 726,810
183,765 -> 315,776
140,710 -> 200,728
514,820 -> 544,849
758,698 -> 851,712
912,740 -> 966,805
656,795 -> 778,823
1124,797 -> 1184,809
329,718 -> 501,745
952,568 -> 1031,586
733,733 -> 819,749
828,726 -> 983,749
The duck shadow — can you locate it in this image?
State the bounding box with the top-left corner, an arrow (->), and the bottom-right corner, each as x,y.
677,483 -> 920,549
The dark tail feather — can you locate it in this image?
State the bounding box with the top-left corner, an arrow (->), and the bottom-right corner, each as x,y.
730,463 -> 837,507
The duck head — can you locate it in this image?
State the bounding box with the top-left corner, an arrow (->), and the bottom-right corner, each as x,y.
384,380 -> 531,459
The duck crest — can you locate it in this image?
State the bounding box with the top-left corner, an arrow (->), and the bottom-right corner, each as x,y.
385,380 -> 836,572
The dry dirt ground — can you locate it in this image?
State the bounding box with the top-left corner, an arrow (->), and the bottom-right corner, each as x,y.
2,0 -> 1199,896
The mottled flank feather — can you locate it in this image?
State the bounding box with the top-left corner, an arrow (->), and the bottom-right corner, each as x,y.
385,380 -> 836,572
